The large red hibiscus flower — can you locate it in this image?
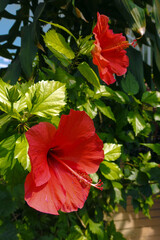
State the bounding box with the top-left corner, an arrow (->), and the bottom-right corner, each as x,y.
25,109 -> 104,215
92,12 -> 129,85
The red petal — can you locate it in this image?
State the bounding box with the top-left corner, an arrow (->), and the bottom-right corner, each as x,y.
53,110 -> 104,174
25,166 -> 66,215
25,122 -> 57,186
49,161 -> 91,213
92,13 -> 129,85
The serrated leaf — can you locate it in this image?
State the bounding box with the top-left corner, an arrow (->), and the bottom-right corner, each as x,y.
78,62 -> 100,88
100,161 -> 123,180
0,79 -> 26,119
94,99 -> 115,121
103,143 -> 122,161
128,111 -> 146,135
14,134 -> 30,171
89,220 -> 104,240
0,135 -> 18,174
141,143 -> 160,155
121,71 -> 139,95
25,80 -> 66,117
44,29 -> 75,59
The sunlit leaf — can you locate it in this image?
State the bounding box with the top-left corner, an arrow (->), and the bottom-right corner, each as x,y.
14,134 -> 30,171
25,80 -> 66,117
141,91 -> 160,107
128,111 -> 146,135
100,161 -> 123,180
43,29 -> 75,59
40,19 -> 77,41
103,143 -> 122,161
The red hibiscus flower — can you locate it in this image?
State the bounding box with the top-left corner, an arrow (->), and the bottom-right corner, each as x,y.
25,109 -> 104,215
92,12 -> 129,85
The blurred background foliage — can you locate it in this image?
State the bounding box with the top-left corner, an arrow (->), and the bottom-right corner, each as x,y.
0,0 -> 160,239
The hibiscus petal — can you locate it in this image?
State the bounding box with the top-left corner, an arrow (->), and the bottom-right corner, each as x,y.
92,12 -> 129,85
49,160 -> 91,213
53,110 -> 104,174
25,122 -> 57,186
25,168 -> 66,215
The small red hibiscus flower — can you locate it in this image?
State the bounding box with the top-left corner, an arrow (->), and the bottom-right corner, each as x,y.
92,12 -> 130,85
25,109 -> 104,215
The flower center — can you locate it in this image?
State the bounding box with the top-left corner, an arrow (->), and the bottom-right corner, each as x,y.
48,150 -> 103,190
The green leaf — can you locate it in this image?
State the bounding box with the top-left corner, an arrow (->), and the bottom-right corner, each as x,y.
128,111 -> 146,135
0,114 -> 11,129
25,80 -> 66,117
82,101 -> 97,119
103,143 -> 122,161
0,135 -> 18,174
95,86 -> 129,103
79,35 -> 94,55
94,99 -> 115,121
78,62 -> 100,88
0,79 -> 26,120
19,24 -> 37,79
100,161 -> 123,180
142,91 -> 160,107
40,19 -> 77,41
89,219 -> 104,240
14,134 -> 30,171
43,29 -> 75,59
121,71 -> 139,95
141,143 -> 160,155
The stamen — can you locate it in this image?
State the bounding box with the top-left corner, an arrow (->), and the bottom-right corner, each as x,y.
49,151 -> 103,190
102,41 -> 130,52
130,39 -> 137,48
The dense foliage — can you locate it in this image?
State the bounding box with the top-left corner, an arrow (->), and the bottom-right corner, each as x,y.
0,0 -> 160,239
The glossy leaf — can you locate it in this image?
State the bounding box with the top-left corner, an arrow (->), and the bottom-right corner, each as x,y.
128,111 -> 146,135
78,62 -> 100,88
25,80 -> 66,117
100,161 -> 123,180
103,143 -> 122,161
141,91 -> 160,107
43,29 -> 75,60
14,134 -> 31,171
